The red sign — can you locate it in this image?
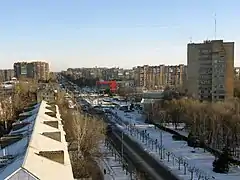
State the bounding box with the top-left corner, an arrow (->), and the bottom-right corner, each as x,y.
96,80 -> 117,92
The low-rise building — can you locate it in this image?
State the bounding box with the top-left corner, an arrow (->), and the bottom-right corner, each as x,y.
0,101 -> 74,180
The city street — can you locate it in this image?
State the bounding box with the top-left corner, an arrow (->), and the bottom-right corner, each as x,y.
107,122 -> 179,180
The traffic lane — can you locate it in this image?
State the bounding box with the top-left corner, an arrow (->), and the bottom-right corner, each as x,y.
111,128 -> 179,180
110,131 -> 163,180
108,132 -> 152,180
107,135 -> 149,180
76,101 -> 177,180
109,130 -> 168,180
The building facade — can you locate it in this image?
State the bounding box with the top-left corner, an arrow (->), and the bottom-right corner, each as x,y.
0,69 -> 14,82
187,40 -> 234,101
64,67 -> 134,82
133,64 -> 186,90
14,62 -> 28,79
14,61 -> 50,80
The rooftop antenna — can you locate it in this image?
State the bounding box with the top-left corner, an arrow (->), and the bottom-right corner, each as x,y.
214,13 -> 217,40
190,37 -> 192,43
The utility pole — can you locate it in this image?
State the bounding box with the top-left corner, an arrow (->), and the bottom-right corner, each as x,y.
160,114 -> 163,159
151,99 -> 154,122
160,130 -> 163,159
121,131 -> 124,163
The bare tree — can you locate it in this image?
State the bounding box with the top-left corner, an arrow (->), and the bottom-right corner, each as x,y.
71,112 -> 106,157
57,91 -> 106,178
0,97 -> 14,130
160,97 -> 240,160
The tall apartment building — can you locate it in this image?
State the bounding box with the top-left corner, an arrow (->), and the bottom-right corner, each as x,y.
133,64 -> 186,90
32,61 -> 50,80
187,40 -> 234,101
164,65 -> 186,86
14,62 -> 28,79
14,61 -> 50,80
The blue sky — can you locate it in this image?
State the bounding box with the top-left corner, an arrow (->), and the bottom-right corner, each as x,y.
0,0 -> 239,71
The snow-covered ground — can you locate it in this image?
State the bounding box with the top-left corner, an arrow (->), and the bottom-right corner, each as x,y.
160,122 -> 190,137
98,142 -> 134,180
82,97 -> 240,180
108,109 -> 240,180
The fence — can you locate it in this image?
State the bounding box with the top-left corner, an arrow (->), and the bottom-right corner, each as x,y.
107,110 -> 215,180
153,122 -> 240,165
126,124 -> 215,180
104,138 -> 139,180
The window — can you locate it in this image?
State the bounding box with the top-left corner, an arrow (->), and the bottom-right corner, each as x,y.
219,84 -> 224,88
219,95 -> 225,99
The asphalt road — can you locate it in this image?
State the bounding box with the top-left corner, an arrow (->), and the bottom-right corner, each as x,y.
107,126 -> 179,180
74,96 -> 179,180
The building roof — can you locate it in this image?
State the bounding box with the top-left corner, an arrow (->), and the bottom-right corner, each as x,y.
0,101 -> 74,180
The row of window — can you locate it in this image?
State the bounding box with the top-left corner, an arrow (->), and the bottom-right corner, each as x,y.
199,49 -> 212,54
199,90 -> 225,94
199,80 -> 212,85
199,95 -> 225,100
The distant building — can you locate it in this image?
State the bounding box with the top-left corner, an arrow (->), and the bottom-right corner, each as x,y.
187,40 -> 234,101
133,64 -> 186,90
14,62 -> 28,79
63,67 -> 134,81
14,61 -> 50,81
32,61 -> 50,80
0,69 -> 14,82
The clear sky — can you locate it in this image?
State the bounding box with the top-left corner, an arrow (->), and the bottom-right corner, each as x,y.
0,0 -> 239,71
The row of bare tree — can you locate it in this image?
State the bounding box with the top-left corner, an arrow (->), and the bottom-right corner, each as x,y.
57,92 -> 106,179
0,81 -> 37,134
151,98 -> 240,159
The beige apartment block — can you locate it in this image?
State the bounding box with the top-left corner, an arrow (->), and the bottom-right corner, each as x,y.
133,64 -> 186,90
187,40 -> 234,101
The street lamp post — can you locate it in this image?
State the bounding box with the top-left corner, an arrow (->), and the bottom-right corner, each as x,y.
160,111 -> 163,159
160,129 -> 163,159
121,131 -> 124,163
151,99 -> 154,122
